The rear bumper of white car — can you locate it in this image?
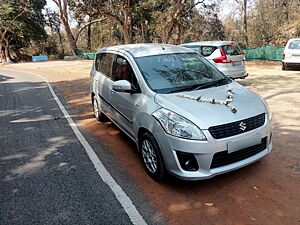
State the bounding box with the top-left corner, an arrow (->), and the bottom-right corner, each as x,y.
282,59 -> 300,64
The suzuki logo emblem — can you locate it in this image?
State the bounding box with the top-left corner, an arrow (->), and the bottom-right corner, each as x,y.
239,122 -> 247,131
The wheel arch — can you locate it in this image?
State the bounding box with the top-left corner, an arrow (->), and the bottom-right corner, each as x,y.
137,127 -> 152,144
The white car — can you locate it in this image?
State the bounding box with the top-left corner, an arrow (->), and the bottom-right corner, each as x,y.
181,41 -> 248,79
282,38 -> 300,70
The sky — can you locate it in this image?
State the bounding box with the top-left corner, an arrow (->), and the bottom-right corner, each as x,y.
46,0 -> 58,11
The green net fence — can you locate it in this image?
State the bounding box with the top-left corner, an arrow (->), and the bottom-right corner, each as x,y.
75,46 -> 285,61
244,45 -> 285,61
75,50 -> 96,60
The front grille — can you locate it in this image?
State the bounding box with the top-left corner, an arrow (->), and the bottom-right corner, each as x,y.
210,137 -> 267,169
208,113 -> 265,139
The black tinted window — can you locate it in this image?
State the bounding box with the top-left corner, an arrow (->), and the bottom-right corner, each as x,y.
97,53 -> 114,77
222,45 -> 242,55
112,55 -> 138,88
201,46 -> 218,56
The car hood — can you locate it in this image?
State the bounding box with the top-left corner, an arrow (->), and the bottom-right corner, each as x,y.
154,82 -> 267,129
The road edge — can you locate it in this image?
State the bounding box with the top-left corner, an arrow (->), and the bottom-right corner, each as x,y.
18,70 -> 147,225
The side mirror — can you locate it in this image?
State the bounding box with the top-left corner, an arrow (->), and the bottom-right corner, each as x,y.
112,80 -> 133,93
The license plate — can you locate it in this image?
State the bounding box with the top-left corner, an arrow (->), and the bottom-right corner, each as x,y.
227,134 -> 261,153
232,61 -> 242,66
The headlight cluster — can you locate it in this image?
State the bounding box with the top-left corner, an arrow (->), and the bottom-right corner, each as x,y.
152,108 -> 206,140
259,96 -> 272,121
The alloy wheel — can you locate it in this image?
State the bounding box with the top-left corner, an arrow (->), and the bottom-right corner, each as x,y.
141,139 -> 158,173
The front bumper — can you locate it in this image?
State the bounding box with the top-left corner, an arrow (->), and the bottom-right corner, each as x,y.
152,117 -> 272,180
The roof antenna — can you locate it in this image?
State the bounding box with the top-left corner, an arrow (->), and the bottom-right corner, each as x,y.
161,45 -> 165,50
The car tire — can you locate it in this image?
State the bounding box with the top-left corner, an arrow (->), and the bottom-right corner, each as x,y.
92,97 -> 109,122
282,62 -> 287,70
139,132 -> 167,181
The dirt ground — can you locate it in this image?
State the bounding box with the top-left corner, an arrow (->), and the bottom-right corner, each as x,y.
2,60 -> 300,225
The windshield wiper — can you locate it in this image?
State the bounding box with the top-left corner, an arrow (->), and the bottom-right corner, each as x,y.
193,78 -> 229,90
165,78 -> 229,94
166,84 -> 203,94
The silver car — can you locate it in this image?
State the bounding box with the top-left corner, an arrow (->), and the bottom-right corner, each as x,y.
90,44 -> 272,181
181,41 -> 248,79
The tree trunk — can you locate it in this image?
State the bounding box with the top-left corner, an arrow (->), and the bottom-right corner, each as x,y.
282,0 -> 289,21
53,0 -> 78,55
243,0 -> 249,47
87,24 -> 92,51
162,0 -> 187,44
4,38 -> 11,63
57,28 -> 65,56
122,0 -> 133,43
0,42 -> 4,63
64,23 -> 78,55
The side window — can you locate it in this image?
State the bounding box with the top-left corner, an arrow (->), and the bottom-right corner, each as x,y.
97,53 -> 114,78
201,46 -> 217,57
95,53 -> 102,72
112,55 -> 138,88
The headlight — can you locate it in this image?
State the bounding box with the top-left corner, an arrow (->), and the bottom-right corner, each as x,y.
152,108 -> 207,140
259,95 -> 272,121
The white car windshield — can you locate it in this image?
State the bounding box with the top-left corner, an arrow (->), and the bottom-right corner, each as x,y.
136,53 -> 229,94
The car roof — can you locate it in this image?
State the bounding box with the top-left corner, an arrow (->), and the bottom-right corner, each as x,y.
287,38 -> 300,42
97,43 -> 194,58
181,41 -> 238,47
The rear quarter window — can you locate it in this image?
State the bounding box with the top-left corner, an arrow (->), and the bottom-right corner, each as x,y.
200,46 -> 218,57
95,53 -> 114,78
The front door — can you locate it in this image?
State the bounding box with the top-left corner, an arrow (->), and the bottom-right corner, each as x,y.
110,54 -> 141,137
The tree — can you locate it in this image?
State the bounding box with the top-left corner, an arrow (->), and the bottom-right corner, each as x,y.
52,0 -> 106,55
0,0 -> 46,63
44,8 -> 65,55
234,0 -> 248,46
154,0 -> 205,44
69,0 -> 135,44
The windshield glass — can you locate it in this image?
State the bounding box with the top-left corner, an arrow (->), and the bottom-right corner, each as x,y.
288,40 -> 300,49
135,53 -> 228,93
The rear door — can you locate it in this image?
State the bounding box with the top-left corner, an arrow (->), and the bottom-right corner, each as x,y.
95,52 -> 115,118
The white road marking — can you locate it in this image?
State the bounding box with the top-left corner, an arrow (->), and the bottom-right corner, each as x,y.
31,72 -> 147,225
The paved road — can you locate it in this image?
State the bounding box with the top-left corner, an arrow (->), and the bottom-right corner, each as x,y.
0,70 -> 135,225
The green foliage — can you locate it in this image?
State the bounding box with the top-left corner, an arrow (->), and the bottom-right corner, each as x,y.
0,0 -> 47,57
224,0 -> 300,48
69,0 -> 225,48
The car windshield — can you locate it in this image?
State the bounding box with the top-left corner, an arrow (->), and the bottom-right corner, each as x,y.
288,40 -> 300,49
135,53 -> 229,94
